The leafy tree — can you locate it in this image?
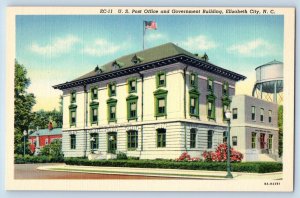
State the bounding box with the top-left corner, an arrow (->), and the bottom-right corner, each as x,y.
40,139 -> 64,160
278,105 -> 283,157
29,109 -> 62,130
14,60 -> 36,154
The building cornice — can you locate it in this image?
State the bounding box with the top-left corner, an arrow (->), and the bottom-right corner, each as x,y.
53,54 -> 246,90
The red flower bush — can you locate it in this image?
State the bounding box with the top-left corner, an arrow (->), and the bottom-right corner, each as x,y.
175,152 -> 201,162
202,143 -> 243,162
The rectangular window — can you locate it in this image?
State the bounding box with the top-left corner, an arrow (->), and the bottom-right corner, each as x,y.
158,98 -> 165,114
190,97 -> 196,115
268,134 -> 273,149
190,129 -> 197,148
70,134 -> 76,149
207,79 -> 214,92
260,108 -> 264,122
91,107 -> 98,123
128,79 -> 137,93
190,73 -> 197,87
207,130 -> 213,149
110,105 -> 116,120
223,82 -> 229,96
232,136 -> 237,146
159,74 -> 165,86
154,90 -> 168,117
208,102 -> 212,118
91,87 -> 98,100
45,138 -> 48,145
156,72 -> 166,87
71,91 -> 76,103
268,110 -> 272,123
127,130 -> 138,150
70,110 -> 76,125
157,128 -> 166,148
109,83 -> 116,96
251,106 -> 256,121
233,108 -> 238,119
130,102 -> 137,118
251,132 -> 256,149
90,133 -> 99,150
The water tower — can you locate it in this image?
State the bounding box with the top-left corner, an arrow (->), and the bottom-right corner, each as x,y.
252,60 -> 283,104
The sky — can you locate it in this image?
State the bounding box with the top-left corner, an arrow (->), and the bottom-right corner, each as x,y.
16,15 -> 284,111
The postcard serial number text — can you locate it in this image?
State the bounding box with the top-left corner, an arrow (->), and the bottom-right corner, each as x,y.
264,182 -> 281,186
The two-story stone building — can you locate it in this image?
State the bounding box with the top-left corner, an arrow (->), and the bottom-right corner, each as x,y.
54,42 -> 253,160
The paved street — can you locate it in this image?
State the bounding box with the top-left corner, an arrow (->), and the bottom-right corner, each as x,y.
14,163 -> 176,180
15,163 -> 283,180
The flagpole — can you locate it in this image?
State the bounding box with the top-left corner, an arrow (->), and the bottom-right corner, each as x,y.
143,21 -> 145,50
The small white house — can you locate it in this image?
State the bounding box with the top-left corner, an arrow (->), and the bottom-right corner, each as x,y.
53,42 -> 279,161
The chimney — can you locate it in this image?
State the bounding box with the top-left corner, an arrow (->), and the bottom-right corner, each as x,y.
48,122 -> 53,131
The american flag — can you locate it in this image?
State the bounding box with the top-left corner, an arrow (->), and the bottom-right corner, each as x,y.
145,21 -> 157,30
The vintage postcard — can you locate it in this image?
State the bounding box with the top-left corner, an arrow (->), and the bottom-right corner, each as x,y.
6,7 -> 295,191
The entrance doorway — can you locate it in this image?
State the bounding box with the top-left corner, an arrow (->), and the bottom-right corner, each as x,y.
107,132 -> 117,154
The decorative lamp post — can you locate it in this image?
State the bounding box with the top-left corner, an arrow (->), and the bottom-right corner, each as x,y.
23,130 -> 27,156
225,109 -> 233,178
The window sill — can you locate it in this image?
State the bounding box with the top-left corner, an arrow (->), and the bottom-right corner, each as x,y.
128,117 -> 138,121
207,117 -> 216,121
190,114 -> 199,118
156,114 -> 167,117
157,85 -> 166,88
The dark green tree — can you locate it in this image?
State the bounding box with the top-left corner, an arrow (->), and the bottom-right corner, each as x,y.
278,105 -> 283,157
29,109 -> 62,130
14,60 -> 36,154
40,139 -> 64,160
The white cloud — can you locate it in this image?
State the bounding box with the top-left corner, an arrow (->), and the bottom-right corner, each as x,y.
30,35 -> 80,57
227,39 -> 277,57
83,38 -> 127,56
145,32 -> 167,42
181,35 -> 217,51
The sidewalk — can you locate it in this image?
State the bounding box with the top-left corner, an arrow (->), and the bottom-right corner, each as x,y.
37,164 -> 283,180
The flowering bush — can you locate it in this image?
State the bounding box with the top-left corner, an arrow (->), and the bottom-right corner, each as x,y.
175,152 -> 201,162
202,143 -> 243,162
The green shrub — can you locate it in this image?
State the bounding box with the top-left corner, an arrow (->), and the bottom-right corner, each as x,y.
14,154 -> 64,164
116,152 -> 128,160
128,156 -> 140,160
64,158 -> 282,173
40,139 -> 64,159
